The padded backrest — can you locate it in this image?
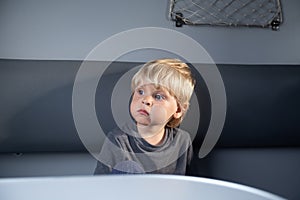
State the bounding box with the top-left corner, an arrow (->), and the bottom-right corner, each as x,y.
196,64 -> 300,149
1,59 -> 300,153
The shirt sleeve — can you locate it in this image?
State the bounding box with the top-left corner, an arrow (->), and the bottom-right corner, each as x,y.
94,160 -> 111,175
185,141 -> 193,175
93,131 -> 126,175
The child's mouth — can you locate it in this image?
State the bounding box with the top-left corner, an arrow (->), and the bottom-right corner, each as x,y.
138,109 -> 149,116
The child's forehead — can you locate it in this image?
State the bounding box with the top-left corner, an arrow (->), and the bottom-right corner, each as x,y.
136,82 -> 170,92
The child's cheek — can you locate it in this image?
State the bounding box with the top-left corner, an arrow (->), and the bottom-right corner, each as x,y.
149,105 -> 168,125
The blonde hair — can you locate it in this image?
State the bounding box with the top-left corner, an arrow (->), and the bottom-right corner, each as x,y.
131,58 -> 195,128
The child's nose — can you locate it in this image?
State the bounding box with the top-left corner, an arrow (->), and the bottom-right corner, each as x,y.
142,96 -> 153,106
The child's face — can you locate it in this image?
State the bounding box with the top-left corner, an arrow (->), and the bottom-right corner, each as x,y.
130,83 -> 182,127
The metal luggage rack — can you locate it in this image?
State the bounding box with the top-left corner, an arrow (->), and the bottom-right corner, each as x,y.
169,0 -> 283,30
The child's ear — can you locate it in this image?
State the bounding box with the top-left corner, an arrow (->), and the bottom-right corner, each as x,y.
173,102 -> 189,119
173,105 -> 183,119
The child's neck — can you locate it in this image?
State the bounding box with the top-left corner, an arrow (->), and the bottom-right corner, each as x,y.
137,124 -> 165,146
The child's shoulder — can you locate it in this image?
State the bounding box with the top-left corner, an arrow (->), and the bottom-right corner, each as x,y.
170,127 -> 190,135
169,127 -> 192,142
107,128 -> 128,140
106,126 -> 137,145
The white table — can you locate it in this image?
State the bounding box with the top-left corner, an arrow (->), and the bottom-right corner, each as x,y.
0,175 -> 286,200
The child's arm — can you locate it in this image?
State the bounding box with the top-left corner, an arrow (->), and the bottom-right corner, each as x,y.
185,142 -> 194,175
94,160 -> 112,175
93,130 -> 127,175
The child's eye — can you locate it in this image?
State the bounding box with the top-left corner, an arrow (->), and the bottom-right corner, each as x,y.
154,93 -> 165,101
137,89 -> 144,95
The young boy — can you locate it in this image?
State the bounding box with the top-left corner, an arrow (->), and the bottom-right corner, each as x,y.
94,58 -> 195,175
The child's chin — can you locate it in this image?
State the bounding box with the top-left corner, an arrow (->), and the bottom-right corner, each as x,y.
136,120 -> 151,126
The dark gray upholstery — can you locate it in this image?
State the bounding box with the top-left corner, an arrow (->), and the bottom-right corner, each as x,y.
0,59 -> 299,199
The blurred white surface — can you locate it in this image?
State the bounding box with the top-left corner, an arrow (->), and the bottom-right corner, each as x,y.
0,175 -> 285,200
